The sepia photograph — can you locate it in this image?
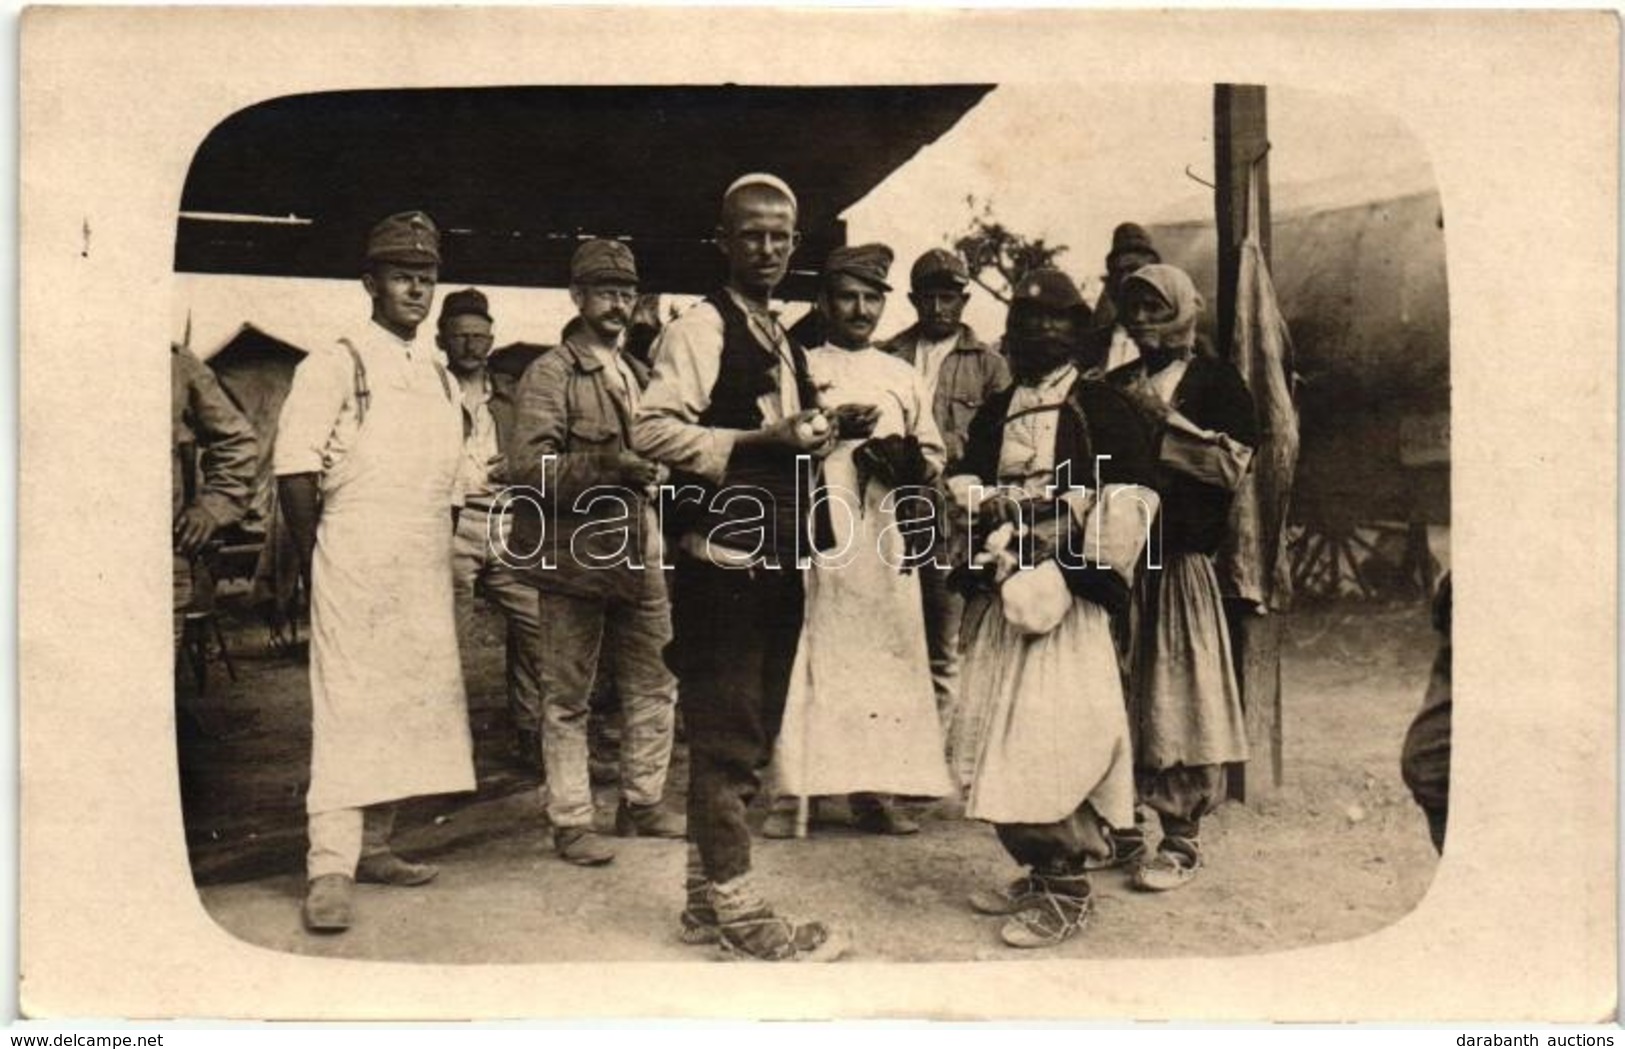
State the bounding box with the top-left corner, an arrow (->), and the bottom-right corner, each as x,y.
17,7 -> 1617,1023
167,80 -> 1447,966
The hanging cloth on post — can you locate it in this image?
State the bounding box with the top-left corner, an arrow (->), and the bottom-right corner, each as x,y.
1218,162 -> 1301,612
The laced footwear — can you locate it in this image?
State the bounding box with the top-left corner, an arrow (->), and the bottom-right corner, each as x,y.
1000,873 -> 1094,949
615,800 -> 687,839
967,874 -> 1042,916
1084,828 -> 1148,871
711,874 -> 848,962
679,868 -> 720,945
302,874 -> 354,933
355,851 -> 439,886
1132,836 -> 1203,892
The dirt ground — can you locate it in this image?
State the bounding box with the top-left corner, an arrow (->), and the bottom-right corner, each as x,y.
182,596 -> 1442,963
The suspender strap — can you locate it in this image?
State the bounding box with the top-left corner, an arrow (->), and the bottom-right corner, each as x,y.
338,338 -> 371,425
432,362 -> 455,404
336,339 -> 455,426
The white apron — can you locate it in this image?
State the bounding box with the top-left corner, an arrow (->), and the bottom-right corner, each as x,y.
774,347 -> 952,798
305,332 -> 475,814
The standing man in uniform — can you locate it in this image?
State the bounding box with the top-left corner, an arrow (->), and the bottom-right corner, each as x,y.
634,174 -> 847,962
505,239 -> 685,867
881,249 -> 1010,728
437,287 -> 545,771
275,211 -> 475,933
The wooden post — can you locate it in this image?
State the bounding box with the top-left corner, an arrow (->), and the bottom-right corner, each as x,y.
1214,84 -> 1285,802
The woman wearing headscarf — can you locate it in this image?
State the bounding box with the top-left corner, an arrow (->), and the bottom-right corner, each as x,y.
945,270 -> 1157,948
1109,263 -> 1259,892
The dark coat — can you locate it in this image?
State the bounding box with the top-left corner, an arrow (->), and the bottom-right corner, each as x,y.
505,331 -> 654,603
957,376 -> 1156,614
1107,354 -> 1259,556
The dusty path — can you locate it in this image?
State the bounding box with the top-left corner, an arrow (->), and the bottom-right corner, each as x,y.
187,600 -> 1441,963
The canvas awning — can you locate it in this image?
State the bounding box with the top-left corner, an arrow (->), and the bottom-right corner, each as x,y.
176,85 -> 993,298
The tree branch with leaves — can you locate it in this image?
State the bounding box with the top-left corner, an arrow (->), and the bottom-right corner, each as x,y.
951,195 -> 1070,305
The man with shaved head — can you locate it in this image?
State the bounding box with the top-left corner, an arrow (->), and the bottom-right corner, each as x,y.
634,174 -> 847,962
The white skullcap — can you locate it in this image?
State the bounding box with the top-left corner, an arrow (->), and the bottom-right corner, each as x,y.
723,172 -> 798,213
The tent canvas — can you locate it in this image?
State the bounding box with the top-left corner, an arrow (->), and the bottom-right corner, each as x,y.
1148,188 -> 1449,528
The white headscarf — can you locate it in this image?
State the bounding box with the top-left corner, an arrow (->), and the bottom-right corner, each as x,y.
1121,263 -> 1204,352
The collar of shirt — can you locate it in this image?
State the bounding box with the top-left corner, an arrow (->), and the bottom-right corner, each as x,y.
915,331 -> 960,393
1015,363 -> 1079,403
457,368 -> 491,409
365,318 -> 423,356
725,288 -> 793,356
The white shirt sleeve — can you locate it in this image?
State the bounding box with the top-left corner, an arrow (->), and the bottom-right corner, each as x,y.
632,306 -> 743,485
272,347 -> 352,476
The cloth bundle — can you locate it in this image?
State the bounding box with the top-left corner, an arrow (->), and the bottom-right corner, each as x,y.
851,433 -> 937,572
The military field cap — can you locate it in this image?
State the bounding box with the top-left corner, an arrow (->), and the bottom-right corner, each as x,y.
571,239 -> 639,285
824,243 -> 894,292
1012,268 -> 1086,312
1106,222 -> 1160,267
367,210 -> 441,265
440,288 -> 491,323
910,248 -> 970,291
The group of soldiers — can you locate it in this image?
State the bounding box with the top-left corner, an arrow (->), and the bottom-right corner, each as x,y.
172,171 -> 1264,960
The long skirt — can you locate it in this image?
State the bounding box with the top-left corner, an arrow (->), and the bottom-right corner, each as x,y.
949,590 -> 1134,827
1130,551 -> 1250,770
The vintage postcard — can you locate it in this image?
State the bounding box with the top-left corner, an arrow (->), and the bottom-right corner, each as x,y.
16,6 -> 1618,1022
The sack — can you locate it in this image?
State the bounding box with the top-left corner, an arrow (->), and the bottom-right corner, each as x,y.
1059,484 -> 1161,586
1159,413 -> 1254,492
1000,559 -> 1072,636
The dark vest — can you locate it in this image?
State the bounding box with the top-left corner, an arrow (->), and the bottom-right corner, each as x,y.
665,291 -> 825,566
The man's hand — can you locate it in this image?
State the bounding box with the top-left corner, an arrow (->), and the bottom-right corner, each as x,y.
760,409 -> 837,456
616,450 -> 662,488
173,506 -> 220,559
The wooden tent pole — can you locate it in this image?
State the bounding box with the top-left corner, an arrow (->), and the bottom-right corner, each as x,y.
1214,84 -> 1286,802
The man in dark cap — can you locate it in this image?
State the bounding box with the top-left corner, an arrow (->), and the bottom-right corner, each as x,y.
882,249 -> 1010,729
1005,268 -> 1094,386
944,266 -> 1156,948
1087,222 -> 1162,374
436,288 -> 544,772
275,210 -> 474,933
634,174 -> 847,962
763,244 -> 950,840
504,239 -> 685,868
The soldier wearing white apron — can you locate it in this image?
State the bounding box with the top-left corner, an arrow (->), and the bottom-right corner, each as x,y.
274,211 -> 475,933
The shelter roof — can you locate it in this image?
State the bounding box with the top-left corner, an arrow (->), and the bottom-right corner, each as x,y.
176,85 -> 993,298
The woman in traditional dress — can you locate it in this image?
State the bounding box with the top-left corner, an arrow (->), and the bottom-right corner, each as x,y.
768,244 -> 955,838
946,269 -> 1156,948
1109,263 -> 1259,891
